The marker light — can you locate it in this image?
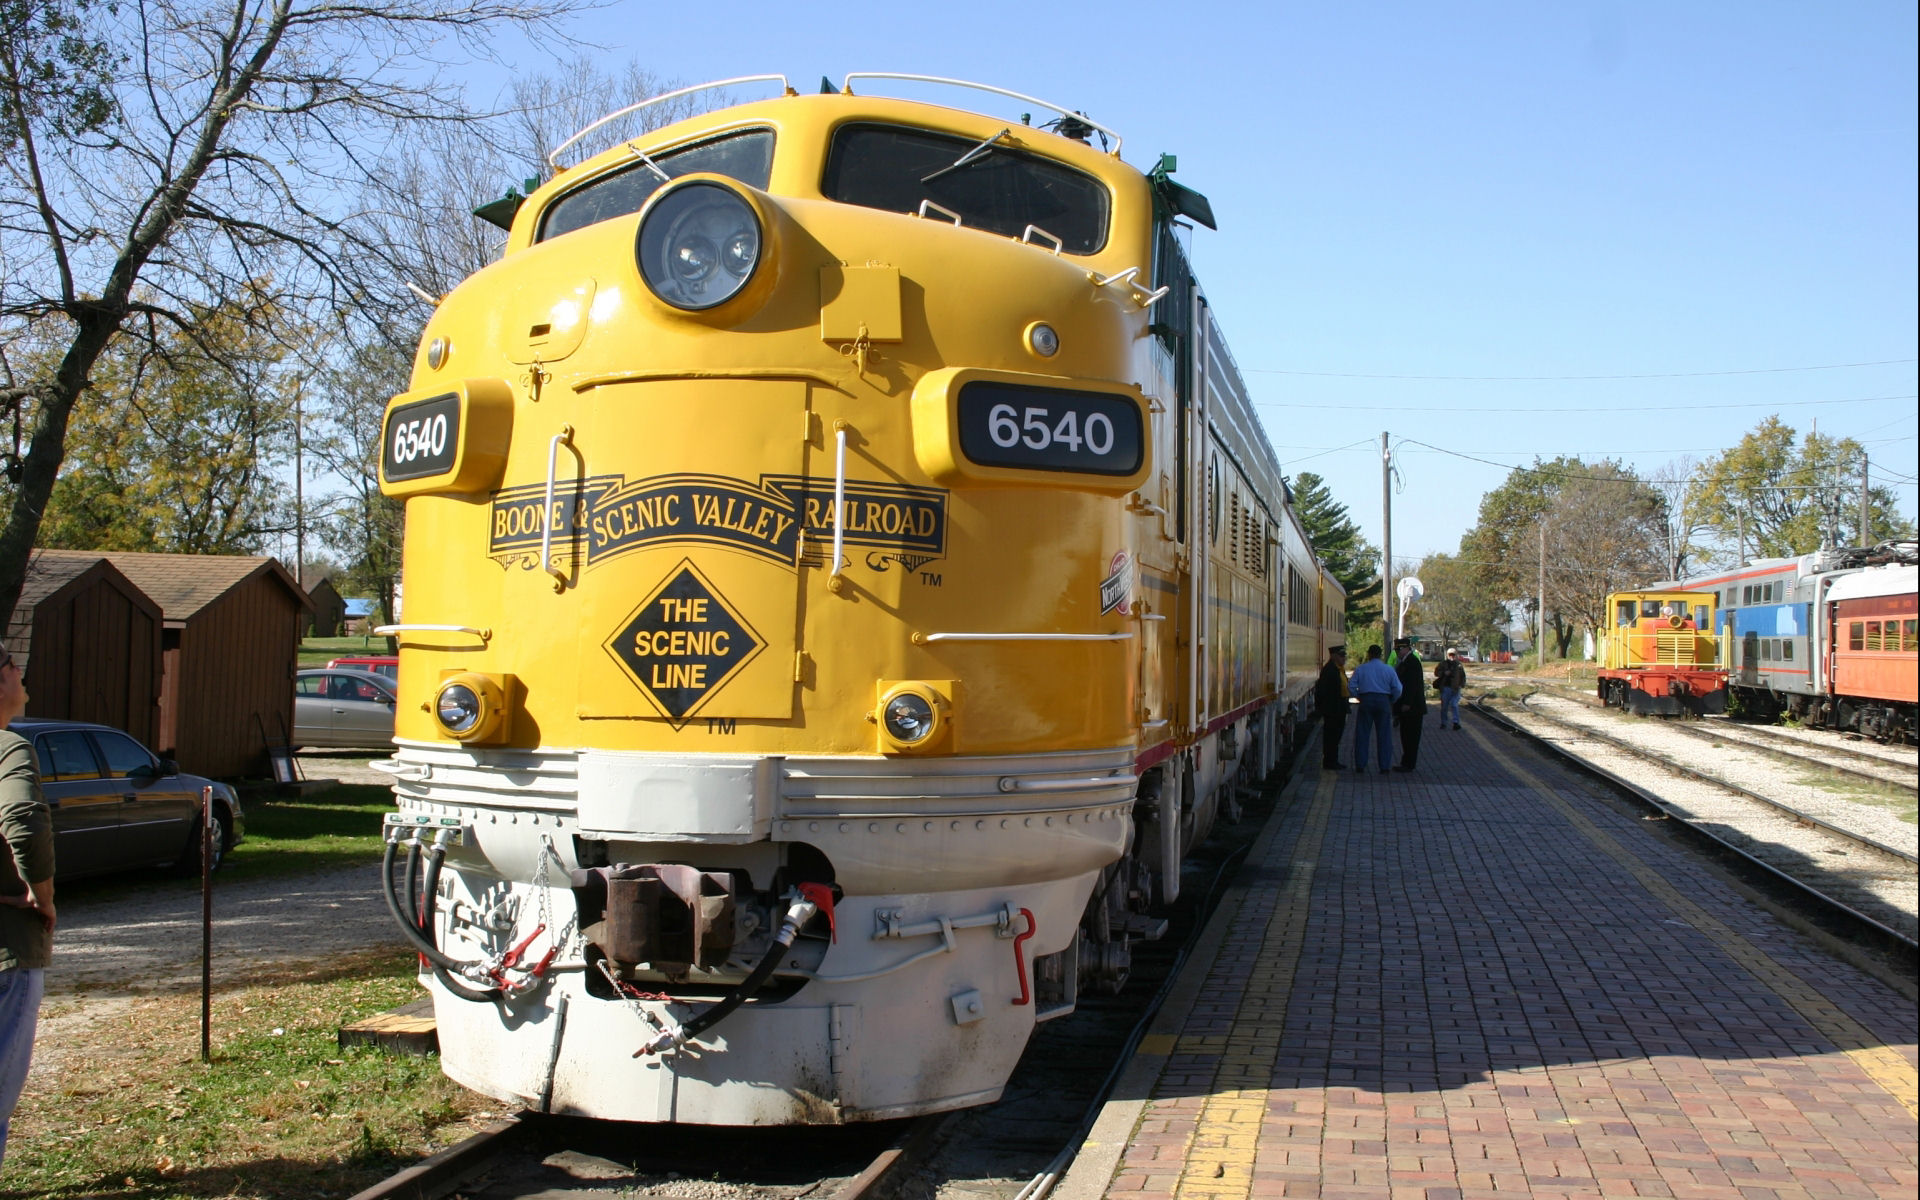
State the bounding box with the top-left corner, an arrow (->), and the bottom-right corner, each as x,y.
636,181 -> 762,310
433,673 -> 509,743
437,683 -> 481,734
882,692 -> 936,743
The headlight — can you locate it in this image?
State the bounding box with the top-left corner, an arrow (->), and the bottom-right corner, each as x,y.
432,673 -> 509,743
636,181 -> 762,310
437,683 -> 481,734
882,693 -> 936,743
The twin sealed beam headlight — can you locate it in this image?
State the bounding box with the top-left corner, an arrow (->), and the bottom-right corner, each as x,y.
635,178 -> 769,312
433,672 -> 510,744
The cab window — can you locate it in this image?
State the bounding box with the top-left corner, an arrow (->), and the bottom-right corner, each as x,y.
1640,600 -> 1662,618
1693,605 -> 1709,629
91,731 -> 157,778
1616,601 -> 1635,626
35,730 -> 102,781
538,129 -> 775,243
822,122 -> 1110,254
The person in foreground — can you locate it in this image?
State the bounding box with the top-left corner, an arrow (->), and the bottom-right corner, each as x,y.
1348,644 -> 1402,774
1315,645 -> 1350,770
0,643 -> 53,1168
1392,636 -> 1426,772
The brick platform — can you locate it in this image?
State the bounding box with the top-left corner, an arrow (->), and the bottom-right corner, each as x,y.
1058,708 -> 1917,1200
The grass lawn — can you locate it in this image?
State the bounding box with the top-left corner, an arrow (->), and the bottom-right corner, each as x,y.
57,783 -> 394,905
296,637 -> 392,669
5,951 -> 495,1199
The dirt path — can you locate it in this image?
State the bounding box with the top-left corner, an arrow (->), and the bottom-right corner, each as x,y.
31,860 -> 397,1083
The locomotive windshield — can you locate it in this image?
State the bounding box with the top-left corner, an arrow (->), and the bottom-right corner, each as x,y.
822,122 -> 1110,254
538,129 -> 775,242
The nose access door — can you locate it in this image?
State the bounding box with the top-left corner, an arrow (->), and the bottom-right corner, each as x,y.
574,379 -> 808,728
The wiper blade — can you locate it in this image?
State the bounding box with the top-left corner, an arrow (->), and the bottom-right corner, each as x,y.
921,128 -> 1012,184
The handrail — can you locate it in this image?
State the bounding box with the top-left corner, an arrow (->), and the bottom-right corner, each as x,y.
547,75 -> 792,168
997,773 -> 1137,794
840,73 -> 1123,156
912,632 -> 1133,643
374,624 -> 491,643
541,426 -> 576,591
830,424 -> 849,586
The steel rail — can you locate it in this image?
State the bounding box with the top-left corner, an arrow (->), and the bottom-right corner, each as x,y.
1530,685 -> 1917,796
1514,693 -> 1917,866
1531,677 -> 1918,776
1703,716 -> 1920,777
1664,716 -> 1918,796
1471,697 -> 1918,960
1466,691 -> 1904,956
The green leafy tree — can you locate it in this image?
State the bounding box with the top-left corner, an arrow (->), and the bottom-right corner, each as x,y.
1291,471 -> 1382,628
1403,552 -> 1508,655
0,0 -> 588,631
306,341 -> 409,636
1691,417 -> 1909,560
35,297 -> 297,552
1460,457 -> 1667,658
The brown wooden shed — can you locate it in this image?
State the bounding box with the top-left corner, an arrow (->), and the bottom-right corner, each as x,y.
7,550 -> 164,747
305,575 -> 347,638
102,552 -> 310,778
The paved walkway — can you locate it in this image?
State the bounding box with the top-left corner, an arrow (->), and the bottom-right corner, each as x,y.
1059,709 -> 1917,1200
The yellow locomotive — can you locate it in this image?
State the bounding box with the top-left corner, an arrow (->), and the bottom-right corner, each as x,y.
1594,588 -> 1725,715
376,75 -> 1344,1124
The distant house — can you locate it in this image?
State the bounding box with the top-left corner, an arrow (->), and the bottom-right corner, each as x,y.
342,596 -> 379,635
7,551 -> 165,746
305,576 -> 346,638
101,552 -> 311,778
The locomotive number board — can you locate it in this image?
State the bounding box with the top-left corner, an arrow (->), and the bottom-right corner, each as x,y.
383,392 -> 461,483
955,381 -> 1144,476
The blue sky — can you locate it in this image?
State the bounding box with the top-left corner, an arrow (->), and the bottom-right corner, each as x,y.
470,1 -> 1918,568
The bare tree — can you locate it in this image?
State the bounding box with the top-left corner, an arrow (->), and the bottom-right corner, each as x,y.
1511,470 -> 1668,655
0,0 -> 590,628
1649,455 -> 1710,579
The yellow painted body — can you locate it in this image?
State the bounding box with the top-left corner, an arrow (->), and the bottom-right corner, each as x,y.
1597,590 -> 1720,670
378,84 -> 1345,1124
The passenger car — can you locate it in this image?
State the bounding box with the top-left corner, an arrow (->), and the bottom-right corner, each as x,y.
13,718 -> 243,881
293,668 -> 397,748
327,655 -> 398,679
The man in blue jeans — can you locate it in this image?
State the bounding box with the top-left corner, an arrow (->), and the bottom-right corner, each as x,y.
1435,650 -> 1465,730
1347,644 -> 1402,774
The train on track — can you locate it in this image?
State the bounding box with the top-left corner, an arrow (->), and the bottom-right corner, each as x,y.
374,75 -> 1346,1124
1657,541 -> 1917,741
1594,588 -> 1725,716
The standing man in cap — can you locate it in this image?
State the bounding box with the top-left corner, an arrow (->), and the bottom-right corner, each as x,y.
1391,636 -> 1426,771
1315,646 -> 1349,770
1347,645 -> 1401,774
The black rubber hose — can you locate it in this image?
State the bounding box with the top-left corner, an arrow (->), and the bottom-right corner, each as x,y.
403,838 -> 422,932
674,908 -> 807,1043
419,844 -> 446,936
380,839 -> 473,973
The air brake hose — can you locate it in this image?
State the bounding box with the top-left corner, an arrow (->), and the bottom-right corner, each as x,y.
634,889 -> 825,1056
415,841 -> 503,1003
380,837 -> 501,1001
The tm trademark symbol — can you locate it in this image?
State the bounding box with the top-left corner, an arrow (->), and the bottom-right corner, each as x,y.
707,717 -> 737,734
919,572 -> 942,587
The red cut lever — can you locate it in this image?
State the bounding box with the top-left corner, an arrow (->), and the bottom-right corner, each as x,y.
1010,908 -> 1036,1005
797,882 -> 837,942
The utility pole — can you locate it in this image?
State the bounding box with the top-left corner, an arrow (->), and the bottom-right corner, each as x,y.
1380,432 -> 1393,648
1736,508 -> 1746,567
1537,522 -> 1546,665
1859,456 -> 1871,547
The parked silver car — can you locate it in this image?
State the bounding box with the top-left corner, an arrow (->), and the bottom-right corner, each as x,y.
293,668 -> 397,749
15,718 -> 243,881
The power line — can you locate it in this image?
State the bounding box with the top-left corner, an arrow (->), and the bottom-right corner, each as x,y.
1246,358 -> 1916,382
1279,437 -> 1376,467
1255,393 -> 1913,414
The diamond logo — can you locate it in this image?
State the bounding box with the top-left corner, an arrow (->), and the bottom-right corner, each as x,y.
604,560 -> 765,725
